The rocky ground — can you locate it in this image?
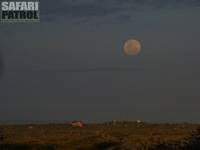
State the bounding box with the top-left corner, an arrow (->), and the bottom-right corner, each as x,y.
0,121 -> 200,150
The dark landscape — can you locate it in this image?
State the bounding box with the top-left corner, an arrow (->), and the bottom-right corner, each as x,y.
1,121 -> 200,150
1,1 -> 200,150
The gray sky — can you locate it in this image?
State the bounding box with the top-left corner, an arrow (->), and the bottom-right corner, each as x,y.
0,0 -> 200,123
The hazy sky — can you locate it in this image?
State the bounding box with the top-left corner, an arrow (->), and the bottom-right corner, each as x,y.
0,0 -> 200,123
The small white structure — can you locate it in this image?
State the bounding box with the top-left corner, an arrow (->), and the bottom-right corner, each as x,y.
136,120 -> 142,123
70,121 -> 84,127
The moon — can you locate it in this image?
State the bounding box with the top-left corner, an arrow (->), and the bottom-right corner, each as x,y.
123,39 -> 141,56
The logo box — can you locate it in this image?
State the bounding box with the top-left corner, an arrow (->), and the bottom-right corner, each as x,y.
0,1 -> 40,22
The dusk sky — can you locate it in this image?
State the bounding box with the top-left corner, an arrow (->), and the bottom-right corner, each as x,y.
0,0 -> 200,123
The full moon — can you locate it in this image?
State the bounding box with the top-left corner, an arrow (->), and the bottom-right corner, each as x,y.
123,39 -> 141,56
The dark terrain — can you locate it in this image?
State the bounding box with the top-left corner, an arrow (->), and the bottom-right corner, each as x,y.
0,121 -> 200,150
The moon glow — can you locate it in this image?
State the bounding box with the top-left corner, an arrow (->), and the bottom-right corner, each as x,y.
123,39 -> 141,56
